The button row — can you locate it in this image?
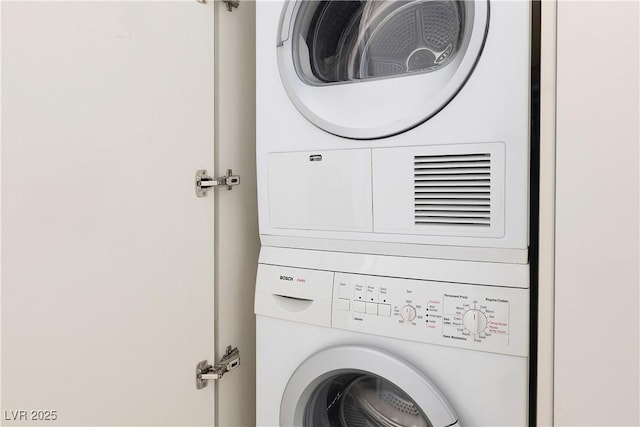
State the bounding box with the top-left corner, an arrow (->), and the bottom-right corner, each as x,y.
336,298 -> 391,316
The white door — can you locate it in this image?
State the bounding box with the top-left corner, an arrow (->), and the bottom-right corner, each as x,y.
1,1 -> 216,425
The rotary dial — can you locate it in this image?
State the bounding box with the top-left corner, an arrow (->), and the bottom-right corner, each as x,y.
462,309 -> 488,334
400,305 -> 417,322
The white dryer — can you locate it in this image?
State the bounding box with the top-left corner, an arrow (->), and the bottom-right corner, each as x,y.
257,0 -> 532,263
255,247 -> 530,426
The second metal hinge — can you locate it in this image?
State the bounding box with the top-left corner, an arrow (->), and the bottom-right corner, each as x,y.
196,169 -> 240,197
196,346 -> 240,389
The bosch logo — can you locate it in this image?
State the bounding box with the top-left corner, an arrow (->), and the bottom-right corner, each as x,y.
279,275 -> 307,284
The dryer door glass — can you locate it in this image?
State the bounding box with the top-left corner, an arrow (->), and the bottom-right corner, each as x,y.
304,373 -> 432,427
277,0 -> 489,139
293,1 -> 465,85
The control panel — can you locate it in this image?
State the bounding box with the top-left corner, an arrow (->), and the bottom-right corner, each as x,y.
332,273 -> 528,356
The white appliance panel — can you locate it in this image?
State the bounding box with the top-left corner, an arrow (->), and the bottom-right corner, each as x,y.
268,149 -> 373,232
332,273 -> 528,357
255,260 -> 529,357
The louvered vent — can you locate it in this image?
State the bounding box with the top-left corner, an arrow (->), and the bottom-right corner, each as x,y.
414,153 -> 491,226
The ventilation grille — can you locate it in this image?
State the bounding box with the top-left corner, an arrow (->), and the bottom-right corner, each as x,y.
414,153 -> 491,226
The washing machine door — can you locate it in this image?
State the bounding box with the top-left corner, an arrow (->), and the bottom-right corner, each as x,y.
277,0 -> 488,140
280,346 -> 460,427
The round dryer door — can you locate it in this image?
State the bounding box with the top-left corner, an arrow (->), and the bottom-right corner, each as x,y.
277,0 -> 489,139
280,346 -> 459,427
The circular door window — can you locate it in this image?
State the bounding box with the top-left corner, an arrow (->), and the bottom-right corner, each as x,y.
277,0 -> 489,139
304,373 -> 432,426
280,346 -> 459,427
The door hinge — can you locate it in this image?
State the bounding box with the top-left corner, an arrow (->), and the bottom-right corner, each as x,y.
196,346 -> 240,389
222,0 -> 240,12
196,0 -> 239,12
196,169 -> 240,197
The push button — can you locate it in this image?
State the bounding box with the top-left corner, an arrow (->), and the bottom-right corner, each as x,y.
336,298 -> 350,311
335,273 -> 354,299
366,302 -> 378,315
378,304 -> 392,316
353,301 -> 366,313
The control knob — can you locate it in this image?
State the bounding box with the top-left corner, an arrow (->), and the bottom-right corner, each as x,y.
462,309 -> 487,334
400,305 -> 417,322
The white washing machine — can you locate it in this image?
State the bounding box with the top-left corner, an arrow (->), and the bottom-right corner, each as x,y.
255,247 -> 530,426
257,0 -> 532,264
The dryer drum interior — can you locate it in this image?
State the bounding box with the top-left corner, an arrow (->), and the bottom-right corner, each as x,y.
305,373 -> 432,427
296,0 -> 466,84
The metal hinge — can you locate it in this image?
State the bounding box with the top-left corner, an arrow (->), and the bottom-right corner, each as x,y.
196,169 -> 240,197
196,346 -> 240,389
222,0 -> 239,12
196,0 -> 239,12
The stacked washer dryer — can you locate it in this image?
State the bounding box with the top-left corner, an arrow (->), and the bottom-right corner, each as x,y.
255,1 -> 533,426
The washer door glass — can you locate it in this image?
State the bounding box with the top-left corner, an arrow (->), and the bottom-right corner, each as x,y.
280,346 -> 459,427
305,373 -> 432,427
277,0 -> 488,139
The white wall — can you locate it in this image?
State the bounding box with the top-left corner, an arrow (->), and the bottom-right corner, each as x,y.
555,1 -> 639,425
536,1 -> 557,424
